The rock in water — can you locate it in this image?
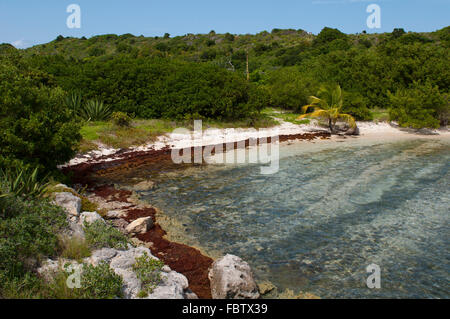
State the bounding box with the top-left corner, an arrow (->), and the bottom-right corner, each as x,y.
208,254 -> 260,299
53,192 -> 82,216
125,217 -> 154,235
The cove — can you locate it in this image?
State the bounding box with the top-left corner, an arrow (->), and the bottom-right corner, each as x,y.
114,134 -> 450,298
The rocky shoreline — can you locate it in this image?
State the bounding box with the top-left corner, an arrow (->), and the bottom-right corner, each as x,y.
59,131 -> 331,299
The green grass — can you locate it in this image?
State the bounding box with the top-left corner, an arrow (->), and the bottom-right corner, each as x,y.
59,236 -> 91,261
262,107 -> 310,125
78,116 -> 279,153
371,108 -> 390,122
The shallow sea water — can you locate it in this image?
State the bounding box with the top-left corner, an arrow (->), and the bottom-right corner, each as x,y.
130,134 -> 449,298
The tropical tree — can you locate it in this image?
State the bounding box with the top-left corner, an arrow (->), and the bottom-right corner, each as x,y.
297,84 -> 356,133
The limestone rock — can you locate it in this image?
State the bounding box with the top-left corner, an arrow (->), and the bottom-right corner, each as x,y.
110,218 -> 130,234
80,211 -> 105,226
208,254 -> 260,299
87,248 -> 118,266
125,217 -> 153,235
53,192 -> 81,216
146,271 -> 189,299
114,268 -> 141,299
106,210 -> 128,219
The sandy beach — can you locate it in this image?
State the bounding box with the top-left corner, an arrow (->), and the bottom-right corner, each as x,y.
64,120 -> 450,168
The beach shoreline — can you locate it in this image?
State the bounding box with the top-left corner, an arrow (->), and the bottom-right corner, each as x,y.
60,120 -> 449,299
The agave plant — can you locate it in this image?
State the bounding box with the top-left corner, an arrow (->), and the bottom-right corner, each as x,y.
0,167 -> 50,199
297,84 -> 356,133
65,92 -> 83,114
79,99 -> 112,122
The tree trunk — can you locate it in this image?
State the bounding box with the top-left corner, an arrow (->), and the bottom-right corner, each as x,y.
328,118 -> 334,133
246,49 -> 250,81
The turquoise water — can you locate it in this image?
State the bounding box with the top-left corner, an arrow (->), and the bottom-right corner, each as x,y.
136,136 -> 449,298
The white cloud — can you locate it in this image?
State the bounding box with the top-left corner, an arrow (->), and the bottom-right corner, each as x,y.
11,39 -> 32,49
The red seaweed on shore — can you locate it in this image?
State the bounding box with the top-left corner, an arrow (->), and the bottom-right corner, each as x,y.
62,131 -> 330,299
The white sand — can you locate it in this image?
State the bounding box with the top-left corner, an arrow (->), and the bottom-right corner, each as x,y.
62,120 -> 449,167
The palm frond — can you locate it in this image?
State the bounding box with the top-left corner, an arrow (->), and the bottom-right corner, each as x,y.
338,113 -> 357,128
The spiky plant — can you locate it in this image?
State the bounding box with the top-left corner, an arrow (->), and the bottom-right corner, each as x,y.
0,167 -> 50,199
297,84 -> 356,133
65,92 -> 83,114
80,99 -> 112,122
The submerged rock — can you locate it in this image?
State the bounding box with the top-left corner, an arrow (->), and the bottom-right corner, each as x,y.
132,180 -> 156,191
258,281 -> 276,296
208,254 -> 260,299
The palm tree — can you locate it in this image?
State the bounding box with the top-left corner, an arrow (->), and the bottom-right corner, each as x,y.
297,84 -> 356,134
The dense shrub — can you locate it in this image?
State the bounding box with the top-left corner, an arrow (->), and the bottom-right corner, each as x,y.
111,111 -> 132,127
0,55 -> 81,173
84,220 -> 129,249
266,68 -> 317,111
388,81 -> 447,128
75,262 -> 123,299
0,193 -> 67,295
132,254 -> 164,296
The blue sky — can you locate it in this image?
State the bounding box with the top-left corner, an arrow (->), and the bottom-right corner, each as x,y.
1,0 -> 448,48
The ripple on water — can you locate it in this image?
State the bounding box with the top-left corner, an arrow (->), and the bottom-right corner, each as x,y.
128,137 -> 450,298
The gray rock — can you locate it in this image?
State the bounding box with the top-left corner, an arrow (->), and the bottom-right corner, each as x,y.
208,254 -> 260,299
87,248 -> 118,266
53,192 -> 81,216
345,126 -> 360,136
146,271 -> 189,299
62,215 -> 85,239
114,268 -> 141,299
110,218 -> 130,234
106,210 -> 128,219
80,211 -> 105,226
109,246 -> 155,270
125,217 -> 154,235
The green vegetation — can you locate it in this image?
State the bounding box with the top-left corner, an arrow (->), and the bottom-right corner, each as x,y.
111,111 -> 132,127
0,174 -> 124,298
132,254 -> 164,297
297,85 -> 356,133
44,262 -> 123,299
59,236 -> 92,261
72,262 -> 123,299
84,220 -> 129,249
0,167 -> 49,199
0,53 -> 81,175
14,26 -> 447,133
77,99 -> 112,122
0,179 -> 67,297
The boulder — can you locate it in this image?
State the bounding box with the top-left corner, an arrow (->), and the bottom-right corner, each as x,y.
80,211 -> 105,226
53,192 -> 81,216
106,210 -> 128,219
208,254 -> 260,299
114,268 -> 141,299
86,248 -> 118,266
125,217 -> 154,235
110,218 -> 130,234
345,126 -> 360,136
146,271 -> 190,299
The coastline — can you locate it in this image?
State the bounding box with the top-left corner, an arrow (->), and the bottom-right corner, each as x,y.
61,121 -> 449,299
